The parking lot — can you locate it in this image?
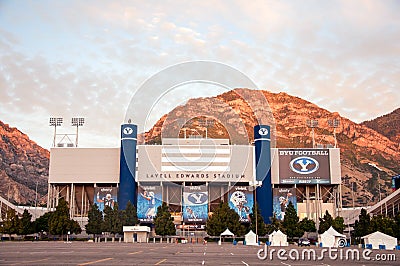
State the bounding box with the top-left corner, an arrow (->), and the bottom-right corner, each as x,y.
0,241 -> 398,265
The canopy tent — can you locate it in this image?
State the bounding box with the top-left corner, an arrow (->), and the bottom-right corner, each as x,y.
318,226 -> 346,248
219,228 -> 235,244
268,230 -> 288,246
245,230 -> 258,245
362,231 -> 398,250
220,228 -> 234,236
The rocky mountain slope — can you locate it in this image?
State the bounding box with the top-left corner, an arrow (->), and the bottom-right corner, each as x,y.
361,108 -> 400,145
0,121 -> 49,205
141,88 -> 399,207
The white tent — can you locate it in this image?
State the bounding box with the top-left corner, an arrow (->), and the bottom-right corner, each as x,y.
220,228 -> 234,236
245,230 -> 258,245
362,231 -> 398,250
318,226 -> 346,248
219,228 -> 234,245
269,230 -> 288,246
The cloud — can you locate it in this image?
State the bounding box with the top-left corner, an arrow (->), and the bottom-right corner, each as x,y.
0,0 -> 399,148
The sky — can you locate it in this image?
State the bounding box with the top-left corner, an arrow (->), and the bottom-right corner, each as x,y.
0,0 -> 399,149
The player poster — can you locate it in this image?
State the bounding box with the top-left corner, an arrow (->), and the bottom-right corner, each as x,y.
228,186 -> 253,223
182,186 -> 208,224
273,188 -> 297,220
94,187 -> 118,212
137,185 -> 162,222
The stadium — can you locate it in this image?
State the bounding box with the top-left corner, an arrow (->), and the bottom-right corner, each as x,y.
47,122 -> 342,233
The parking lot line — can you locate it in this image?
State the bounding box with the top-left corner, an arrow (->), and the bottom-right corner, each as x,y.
154,258 -> 167,265
128,251 -> 143,255
10,258 -> 50,265
78,257 -> 113,265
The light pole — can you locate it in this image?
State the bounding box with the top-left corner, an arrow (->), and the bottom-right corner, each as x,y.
35,180 -> 38,220
198,118 -> 214,139
368,163 -> 383,214
49,117 -> 63,147
306,119 -> 318,148
328,119 -> 340,148
71,117 -> 85,147
251,180 -> 262,244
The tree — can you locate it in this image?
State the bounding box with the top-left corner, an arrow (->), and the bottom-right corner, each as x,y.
394,214 -> 400,239
2,209 -> 19,240
67,219 -> 82,235
332,216 -> 345,234
369,215 -> 396,237
353,208 -> 371,242
249,203 -> 267,236
318,211 -> 333,234
19,209 -> 33,238
33,211 -> 53,236
299,217 -> 316,233
122,201 -> 138,226
48,198 -> 73,240
282,202 -> 302,240
206,202 -> 245,236
102,203 -> 123,237
86,204 -> 103,238
265,214 -> 283,234
154,203 -> 176,236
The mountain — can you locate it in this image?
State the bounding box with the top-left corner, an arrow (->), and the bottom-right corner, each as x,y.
361,108 -> 400,144
141,88 -> 400,207
0,121 -> 49,205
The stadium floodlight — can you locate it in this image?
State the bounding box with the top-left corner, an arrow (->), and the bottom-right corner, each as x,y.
306,119 -> 318,148
328,119 -> 340,148
198,118 -> 214,139
49,117 -> 63,147
71,117 -> 85,147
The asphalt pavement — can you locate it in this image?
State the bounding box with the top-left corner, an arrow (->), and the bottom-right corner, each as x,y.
0,241 -> 398,265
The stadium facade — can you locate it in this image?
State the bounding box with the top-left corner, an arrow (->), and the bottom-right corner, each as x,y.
48,124 -> 342,229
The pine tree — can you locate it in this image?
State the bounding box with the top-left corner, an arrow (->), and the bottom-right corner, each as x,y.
265,213 -> 284,234
282,201 -> 302,240
102,203 -> 123,237
154,203 -> 176,236
206,202 -> 245,236
353,208 -> 371,243
86,204 -> 103,238
48,198 -> 76,240
122,201 -> 138,226
249,203 -> 267,236
318,210 -> 333,234
19,209 -> 33,238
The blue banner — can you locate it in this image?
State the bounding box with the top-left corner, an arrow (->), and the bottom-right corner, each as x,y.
137,186 -> 162,222
228,186 -> 253,223
182,186 -> 208,224
273,188 -> 297,220
94,187 -> 118,212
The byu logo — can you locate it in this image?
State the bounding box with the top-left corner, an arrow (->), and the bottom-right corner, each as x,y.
123,127 -> 133,135
188,192 -> 207,205
290,156 -> 319,174
258,127 -> 269,136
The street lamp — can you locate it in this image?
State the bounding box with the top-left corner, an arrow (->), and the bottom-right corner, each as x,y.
328,119 -> 340,148
71,117 -> 85,147
306,119 -> 319,148
49,117 -> 63,147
